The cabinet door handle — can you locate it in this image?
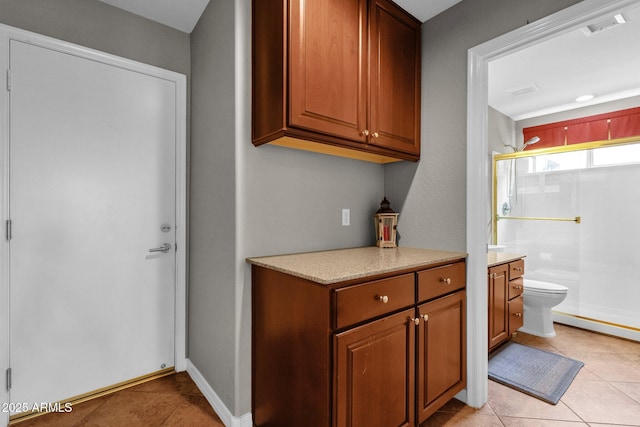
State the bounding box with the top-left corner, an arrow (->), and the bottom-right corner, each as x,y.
440,277 -> 451,285
410,317 -> 420,325
421,314 -> 429,322
360,129 -> 370,136
513,312 -> 522,317
514,267 -> 523,272
372,131 -> 379,138
377,295 -> 389,304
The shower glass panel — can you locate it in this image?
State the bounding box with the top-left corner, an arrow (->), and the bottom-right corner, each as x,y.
493,139 -> 640,332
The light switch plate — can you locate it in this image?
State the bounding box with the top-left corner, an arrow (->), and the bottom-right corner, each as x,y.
342,209 -> 350,226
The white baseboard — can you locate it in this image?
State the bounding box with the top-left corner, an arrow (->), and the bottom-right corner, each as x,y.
185,359 -> 253,427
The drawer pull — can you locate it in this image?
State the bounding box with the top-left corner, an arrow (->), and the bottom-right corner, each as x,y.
514,267 -> 523,272
513,312 -> 522,317
410,317 -> 420,326
512,285 -> 523,290
377,295 -> 389,304
440,277 -> 451,285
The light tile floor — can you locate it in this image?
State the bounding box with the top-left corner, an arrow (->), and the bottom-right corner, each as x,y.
424,323 -> 640,426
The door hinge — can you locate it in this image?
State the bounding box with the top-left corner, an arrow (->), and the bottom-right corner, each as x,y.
6,69 -> 10,91
6,368 -> 11,391
6,220 -> 12,241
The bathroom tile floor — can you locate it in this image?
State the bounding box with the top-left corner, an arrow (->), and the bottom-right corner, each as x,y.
424,323 -> 640,426
13,323 -> 640,427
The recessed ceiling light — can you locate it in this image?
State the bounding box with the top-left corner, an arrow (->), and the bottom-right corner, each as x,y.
575,94 -> 595,102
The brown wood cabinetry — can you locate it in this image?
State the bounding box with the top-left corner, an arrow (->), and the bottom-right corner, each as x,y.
251,257 -> 466,426
488,258 -> 524,352
334,308 -> 415,427
416,290 -> 466,423
252,0 -> 421,163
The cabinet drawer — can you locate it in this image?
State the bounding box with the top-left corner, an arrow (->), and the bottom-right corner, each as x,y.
335,274 -> 414,329
509,259 -> 525,280
418,262 -> 466,302
508,277 -> 524,299
508,295 -> 524,335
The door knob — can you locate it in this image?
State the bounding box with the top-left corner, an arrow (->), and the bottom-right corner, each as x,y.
149,243 -> 172,253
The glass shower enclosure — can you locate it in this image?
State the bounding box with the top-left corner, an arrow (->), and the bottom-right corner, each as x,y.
493,137 -> 640,340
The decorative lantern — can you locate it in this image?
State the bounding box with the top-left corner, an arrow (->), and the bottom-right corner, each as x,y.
374,197 -> 399,248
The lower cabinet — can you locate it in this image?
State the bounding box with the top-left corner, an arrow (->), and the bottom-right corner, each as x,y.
334,308 -> 416,427
488,263 -> 509,350
252,258 -> 466,426
416,291 -> 466,423
488,258 -> 525,352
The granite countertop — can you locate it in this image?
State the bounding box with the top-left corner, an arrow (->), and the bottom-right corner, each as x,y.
247,246 -> 467,285
487,251 -> 526,267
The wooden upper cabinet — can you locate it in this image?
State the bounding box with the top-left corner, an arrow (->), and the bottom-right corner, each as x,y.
289,0 -> 367,143
369,0 -> 421,156
252,0 -> 422,163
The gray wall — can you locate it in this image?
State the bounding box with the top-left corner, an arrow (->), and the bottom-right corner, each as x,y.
488,107 -> 515,243
189,0 -> 238,412
192,0 -> 588,418
489,107 -> 516,154
384,0 -> 581,252
189,0 -> 384,415
0,0 -> 190,75
3,0 -> 593,419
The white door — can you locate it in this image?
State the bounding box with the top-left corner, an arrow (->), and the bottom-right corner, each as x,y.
8,39 -> 177,411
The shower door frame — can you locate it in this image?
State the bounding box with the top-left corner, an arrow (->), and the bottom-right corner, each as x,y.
491,136 -> 640,243
491,136 -> 640,340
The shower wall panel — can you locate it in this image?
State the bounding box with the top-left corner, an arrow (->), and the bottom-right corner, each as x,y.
495,149 -> 640,331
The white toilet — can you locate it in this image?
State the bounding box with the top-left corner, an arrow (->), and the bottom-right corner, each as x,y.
519,279 -> 568,337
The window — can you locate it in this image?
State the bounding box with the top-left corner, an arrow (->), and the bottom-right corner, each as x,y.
592,143 -> 640,166
533,150 -> 587,172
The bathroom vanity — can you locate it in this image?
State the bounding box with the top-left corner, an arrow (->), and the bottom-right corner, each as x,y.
248,246 -> 467,426
487,252 -> 526,352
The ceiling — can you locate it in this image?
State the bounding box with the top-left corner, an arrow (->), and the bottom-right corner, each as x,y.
97,0 -> 210,33
97,0 -> 461,32
489,3 -> 640,121
98,0 -> 640,122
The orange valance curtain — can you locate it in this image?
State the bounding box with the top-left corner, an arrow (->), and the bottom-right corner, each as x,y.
523,106 -> 640,150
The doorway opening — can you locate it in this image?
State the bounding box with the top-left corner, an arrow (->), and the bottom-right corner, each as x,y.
466,0 -> 640,408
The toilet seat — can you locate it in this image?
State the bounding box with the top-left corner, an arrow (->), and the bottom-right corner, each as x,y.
524,279 -> 568,295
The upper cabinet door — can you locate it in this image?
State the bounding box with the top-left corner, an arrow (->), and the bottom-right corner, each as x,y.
289,0 -> 367,142
369,0 -> 421,155
252,0 -> 421,163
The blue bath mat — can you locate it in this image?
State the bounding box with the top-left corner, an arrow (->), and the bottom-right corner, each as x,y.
488,342 -> 584,404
